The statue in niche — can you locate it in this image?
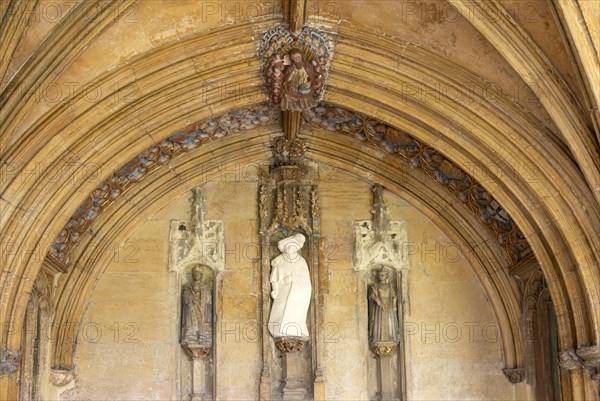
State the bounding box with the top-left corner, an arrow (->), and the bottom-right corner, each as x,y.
181,265 -> 213,345
266,48 -> 322,111
368,266 -> 400,346
268,233 -> 312,338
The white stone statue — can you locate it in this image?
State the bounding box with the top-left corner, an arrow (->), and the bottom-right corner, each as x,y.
268,233 -> 312,338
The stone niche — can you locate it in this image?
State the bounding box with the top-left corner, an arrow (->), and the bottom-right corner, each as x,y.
257,158 -> 323,400
169,188 -> 222,401
66,163 -> 514,401
354,185 -> 409,401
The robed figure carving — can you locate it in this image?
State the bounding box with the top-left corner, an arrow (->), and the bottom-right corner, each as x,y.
181,265 -> 213,345
266,48 -> 323,111
268,233 -> 312,338
368,267 -> 400,346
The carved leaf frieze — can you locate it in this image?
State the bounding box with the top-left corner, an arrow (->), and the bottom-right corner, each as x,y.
50,106 -> 278,265
48,103 -> 532,271
305,104 -> 532,264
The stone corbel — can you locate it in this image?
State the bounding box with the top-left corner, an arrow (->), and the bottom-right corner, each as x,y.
48,369 -> 76,401
559,346 -> 600,382
49,369 -> 75,387
558,348 -> 584,370
0,348 -> 20,376
576,345 -> 600,383
502,367 -> 525,383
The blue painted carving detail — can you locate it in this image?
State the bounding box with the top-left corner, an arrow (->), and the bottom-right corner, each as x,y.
259,25 -> 334,107
303,104 -> 532,263
48,102 -> 530,267
49,105 -> 278,264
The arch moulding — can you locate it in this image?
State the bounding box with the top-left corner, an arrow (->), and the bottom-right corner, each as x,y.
0,21 -> 598,399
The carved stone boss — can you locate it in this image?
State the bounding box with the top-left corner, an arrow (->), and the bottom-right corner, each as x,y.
170,188 -> 223,401
258,130 -> 323,400
354,185 -> 409,401
259,25 -> 333,138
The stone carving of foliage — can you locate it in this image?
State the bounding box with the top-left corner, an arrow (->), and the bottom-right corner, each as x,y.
304,104 -> 532,263
50,106 -> 278,264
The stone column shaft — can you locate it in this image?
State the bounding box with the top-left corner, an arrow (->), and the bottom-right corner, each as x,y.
377,355 -> 398,401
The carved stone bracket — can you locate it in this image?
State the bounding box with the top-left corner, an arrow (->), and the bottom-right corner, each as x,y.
370,343 -> 397,357
49,369 -> 75,387
560,346 -> 600,382
182,344 -> 212,360
372,341 -> 401,401
49,369 -> 76,400
0,349 -> 19,376
502,367 -> 526,383
559,348 -> 584,370
276,337 -> 310,400
576,345 -> 600,382
169,188 -> 224,273
275,337 -> 308,353
188,353 -> 213,401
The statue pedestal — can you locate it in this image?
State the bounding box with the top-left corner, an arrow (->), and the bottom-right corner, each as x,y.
275,337 -> 309,400
182,343 -> 212,401
371,342 -> 399,401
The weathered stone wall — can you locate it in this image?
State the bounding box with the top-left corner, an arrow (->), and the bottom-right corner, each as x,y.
65,164 -> 514,400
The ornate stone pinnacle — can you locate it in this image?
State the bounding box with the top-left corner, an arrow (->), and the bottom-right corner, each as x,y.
372,184 -> 390,242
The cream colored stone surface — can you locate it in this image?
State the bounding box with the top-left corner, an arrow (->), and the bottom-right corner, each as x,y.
2,1 -> 599,399
309,0 -> 559,135
68,164 -> 515,400
499,0 -> 588,109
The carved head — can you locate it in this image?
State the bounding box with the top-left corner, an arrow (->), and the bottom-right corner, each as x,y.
376,266 -> 392,282
277,233 -> 306,254
191,265 -> 204,281
288,48 -> 304,65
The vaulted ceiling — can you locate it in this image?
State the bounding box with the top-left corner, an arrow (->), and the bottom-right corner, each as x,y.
0,1 -> 598,398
